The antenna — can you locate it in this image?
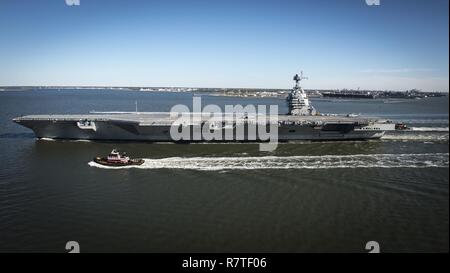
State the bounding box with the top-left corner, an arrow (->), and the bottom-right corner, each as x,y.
293,70 -> 308,88
299,71 -> 309,81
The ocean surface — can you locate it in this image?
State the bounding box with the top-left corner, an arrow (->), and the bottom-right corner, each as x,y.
0,89 -> 448,252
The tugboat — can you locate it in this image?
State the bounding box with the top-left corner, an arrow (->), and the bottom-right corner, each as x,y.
395,122 -> 410,130
94,149 -> 144,166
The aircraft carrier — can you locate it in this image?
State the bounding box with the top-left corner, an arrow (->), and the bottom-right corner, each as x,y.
13,73 -> 396,141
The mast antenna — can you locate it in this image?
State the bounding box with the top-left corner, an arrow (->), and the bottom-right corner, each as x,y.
293,70 -> 308,88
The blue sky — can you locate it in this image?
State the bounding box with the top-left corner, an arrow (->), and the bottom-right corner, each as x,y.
0,0 -> 448,91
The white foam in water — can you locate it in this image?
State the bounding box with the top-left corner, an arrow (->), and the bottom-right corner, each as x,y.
410,127 -> 449,132
38,137 -> 55,141
390,119 -> 449,124
88,153 -> 449,171
382,132 -> 449,141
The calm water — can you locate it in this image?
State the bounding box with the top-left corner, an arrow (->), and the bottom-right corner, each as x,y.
0,90 -> 448,252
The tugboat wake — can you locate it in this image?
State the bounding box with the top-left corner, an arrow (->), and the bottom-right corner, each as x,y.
88,153 -> 449,171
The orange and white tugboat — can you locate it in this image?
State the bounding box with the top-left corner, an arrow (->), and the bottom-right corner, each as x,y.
94,149 -> 144,166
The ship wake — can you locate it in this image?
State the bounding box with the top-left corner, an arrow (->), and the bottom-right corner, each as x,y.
88,153 -> 449,171
382,131 -> 449,141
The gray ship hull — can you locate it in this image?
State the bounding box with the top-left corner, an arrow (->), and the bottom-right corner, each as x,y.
13,113 -> 386,141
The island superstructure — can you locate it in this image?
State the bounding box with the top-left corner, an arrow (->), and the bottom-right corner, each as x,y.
13,73 -> 396,141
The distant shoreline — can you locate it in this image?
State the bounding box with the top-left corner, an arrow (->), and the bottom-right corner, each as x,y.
0,86 -> 448,99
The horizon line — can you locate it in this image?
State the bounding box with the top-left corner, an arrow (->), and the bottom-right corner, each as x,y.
0,85 -> 448,93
